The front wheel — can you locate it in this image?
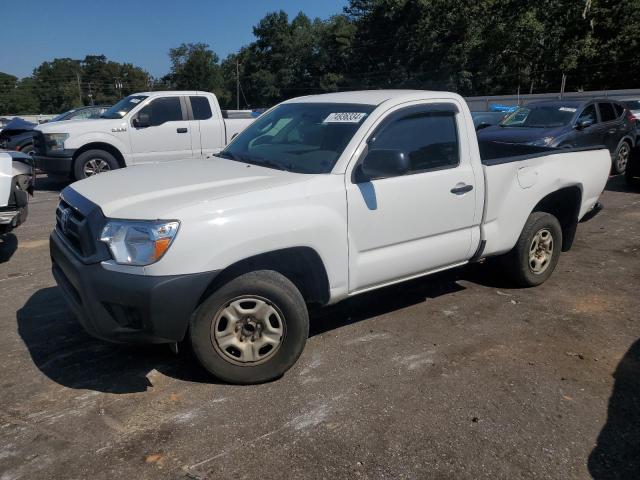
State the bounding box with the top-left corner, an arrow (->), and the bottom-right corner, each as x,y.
500,212 -> 563,287
73,149 -> 119,180
189,270 -> 309,384
612,141 -> 631,175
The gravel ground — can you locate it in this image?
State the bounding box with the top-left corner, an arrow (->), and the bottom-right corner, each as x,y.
0,173 -> 638,480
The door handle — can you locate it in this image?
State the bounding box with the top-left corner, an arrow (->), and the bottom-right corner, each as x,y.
177,128 -> 188,133
450,183 -> 473,195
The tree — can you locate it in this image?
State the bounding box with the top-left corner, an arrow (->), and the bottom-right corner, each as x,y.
167,43 -> 226,102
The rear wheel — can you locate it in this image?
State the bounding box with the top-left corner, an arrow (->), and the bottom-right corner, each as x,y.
612,141 -> 631,175
73,149 -> 119,180
500,212 -> 563,287
189,270 -> 309,384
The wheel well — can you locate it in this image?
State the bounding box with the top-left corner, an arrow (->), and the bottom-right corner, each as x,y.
532,186 -> 582,252
199,247 -> 331,307
72,143 -> 126,168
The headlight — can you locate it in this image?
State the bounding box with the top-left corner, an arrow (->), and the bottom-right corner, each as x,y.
44,133 -> 69,151
525,136 -> 554,147
100,220 -> 180,266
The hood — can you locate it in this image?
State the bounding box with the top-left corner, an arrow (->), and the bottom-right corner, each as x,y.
477,125 -> 566,144
68,157 -> 311,219
36,118 -> 123,134
2,117 -> 36,133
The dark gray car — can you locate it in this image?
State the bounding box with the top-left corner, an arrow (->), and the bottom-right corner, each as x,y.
477,99 -> 636,174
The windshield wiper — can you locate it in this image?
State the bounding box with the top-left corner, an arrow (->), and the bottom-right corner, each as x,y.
238,155 -> 287,171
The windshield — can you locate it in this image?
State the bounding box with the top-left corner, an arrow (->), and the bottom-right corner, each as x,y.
500,105 -> 577,128
50,109 -> 75,122
101,95 -> 148,119
219,103 -> 375,174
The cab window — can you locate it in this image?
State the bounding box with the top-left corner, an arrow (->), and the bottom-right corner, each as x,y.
368,111 -> 459,174
138,97 -> 184,126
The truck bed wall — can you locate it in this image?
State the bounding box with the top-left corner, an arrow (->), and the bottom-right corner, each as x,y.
480,147 -> 611,257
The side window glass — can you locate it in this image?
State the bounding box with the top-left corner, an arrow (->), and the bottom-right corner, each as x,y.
369,111 -> 459,173
613,103 -> 624,118
190,96 -> 213,120
598,103 -> 616,122
139,97 -> 183,126
577,105 -> 597,125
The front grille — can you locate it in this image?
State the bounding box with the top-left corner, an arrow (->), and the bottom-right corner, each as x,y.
56,199 -> 97,258
32,131 -> 46,155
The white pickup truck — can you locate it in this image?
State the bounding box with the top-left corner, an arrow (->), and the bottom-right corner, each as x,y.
49,90 -> 610,384
33,91 -> 254,180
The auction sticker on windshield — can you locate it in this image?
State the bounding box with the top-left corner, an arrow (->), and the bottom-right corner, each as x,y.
323,112 -> 368,123
559,107 -> 577,112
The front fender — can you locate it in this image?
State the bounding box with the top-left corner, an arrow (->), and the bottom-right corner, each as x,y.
65,130 -> 130,155
144,175 -> 351,302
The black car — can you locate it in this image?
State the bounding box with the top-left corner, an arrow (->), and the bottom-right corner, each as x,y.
471,111 -> 507,131
0,106 -> 109,156
477,99 -> 636,174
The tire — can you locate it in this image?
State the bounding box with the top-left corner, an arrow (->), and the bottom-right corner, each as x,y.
73,149 -> 119,180
19,144 -> 34,156
612,141 -> 631,175
189,270 -> 309,384
500,212 -> 563,287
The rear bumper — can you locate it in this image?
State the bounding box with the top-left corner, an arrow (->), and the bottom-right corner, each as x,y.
35,152 -> 74,175
50,230 -> 218,344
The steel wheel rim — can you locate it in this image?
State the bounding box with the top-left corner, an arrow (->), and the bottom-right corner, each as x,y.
617,144 -> 629,171
211,296 -> 285,366
83,158 -> 110,176
529,228 -> 554,274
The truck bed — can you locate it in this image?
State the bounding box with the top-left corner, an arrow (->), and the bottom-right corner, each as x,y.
478,144 -> 611,258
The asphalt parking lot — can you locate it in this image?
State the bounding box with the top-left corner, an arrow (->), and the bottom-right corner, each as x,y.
1,174 -> 638,480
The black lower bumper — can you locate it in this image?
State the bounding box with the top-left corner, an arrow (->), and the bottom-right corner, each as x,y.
580,201 -> 604,223
50,230 -> 218,344
35,153 -> 74,175
0,205 -> 28,233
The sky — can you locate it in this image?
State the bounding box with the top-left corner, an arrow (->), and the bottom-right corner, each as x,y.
0,0 -> 348,79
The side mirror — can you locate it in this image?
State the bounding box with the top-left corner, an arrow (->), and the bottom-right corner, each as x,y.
358,149 -> 409,181
575,119 -> 593,130
133,112 -> 150,128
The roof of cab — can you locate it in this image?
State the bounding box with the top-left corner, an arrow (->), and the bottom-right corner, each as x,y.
283,89 -> 462,106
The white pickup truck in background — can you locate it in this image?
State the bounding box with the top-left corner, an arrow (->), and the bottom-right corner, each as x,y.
49,90 -> 610,384
33,91 -> 255,180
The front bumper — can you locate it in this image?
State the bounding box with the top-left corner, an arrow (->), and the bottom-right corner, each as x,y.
0,206 -> 28,232
35,151 -> 75,175
50,230 -> 218,344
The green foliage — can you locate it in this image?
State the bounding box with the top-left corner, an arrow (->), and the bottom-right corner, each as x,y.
0,55 -> 151,114
2,0 -> 638,113
165,43 -> 227,103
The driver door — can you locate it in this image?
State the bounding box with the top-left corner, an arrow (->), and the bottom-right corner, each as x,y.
573,104 -> 602,148
345,103 -> 479,292
129,96 -> 193,164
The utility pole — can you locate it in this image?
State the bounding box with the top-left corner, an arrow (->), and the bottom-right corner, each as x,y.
236,58 -> 240,110
76,72 -> 82,105
559,73 -> 567,99
88,82 -> 94,105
